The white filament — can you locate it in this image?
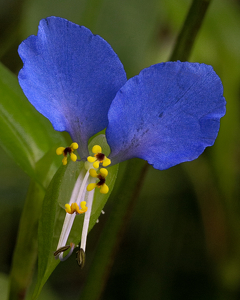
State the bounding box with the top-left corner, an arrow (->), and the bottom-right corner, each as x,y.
80,177 -> 95,251
56,167 -> 90,250
59,243 -> 75,261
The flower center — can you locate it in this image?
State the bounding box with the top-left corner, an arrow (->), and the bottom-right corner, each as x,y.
96,174 -> 105,187
95,152 -> 105,161
54,144 -> 111,266
87,145 -> 111,168
56,142 -> 79,165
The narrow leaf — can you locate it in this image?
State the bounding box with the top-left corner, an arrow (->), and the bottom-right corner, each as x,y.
8,181 -> 45,300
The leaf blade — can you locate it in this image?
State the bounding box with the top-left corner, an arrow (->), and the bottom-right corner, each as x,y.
0,62 -> 65,180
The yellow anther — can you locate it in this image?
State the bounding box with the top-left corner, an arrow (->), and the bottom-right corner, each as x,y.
89,169 -> 98,178
87,183 -> 97,192
70,153 -> 77,162
92,145 -> 102,154
79,201 -> 88,213
100,184 -> 109,194
102,157 -> 111,167
56,142 -> 79,165
65,201 -> 88,214
87,156 -> 96,163
65,204 -> 72,214
56,147 -> 65,155
62,156 -> 68,166
71,143 -> 78,150
87,167 -> 109,194
100,168 -> 108,177
87,144 -> 111,169
93,161 -> 100,169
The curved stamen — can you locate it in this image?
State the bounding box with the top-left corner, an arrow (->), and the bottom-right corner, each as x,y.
54,245 -> 70,258
58,243 -> 75,261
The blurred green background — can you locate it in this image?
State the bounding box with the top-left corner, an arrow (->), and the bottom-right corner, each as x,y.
1,0 -> 240,299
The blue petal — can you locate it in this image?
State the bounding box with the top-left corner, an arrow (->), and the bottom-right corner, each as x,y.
106,62 -> 226,170
18,16 -> 127,158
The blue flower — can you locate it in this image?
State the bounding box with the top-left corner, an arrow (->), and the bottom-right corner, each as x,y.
18,16 -> 226,265
18,16 -> 226,171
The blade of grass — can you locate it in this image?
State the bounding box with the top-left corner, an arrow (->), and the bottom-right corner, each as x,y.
170,0 -> 211,61
8,181 -> 45,300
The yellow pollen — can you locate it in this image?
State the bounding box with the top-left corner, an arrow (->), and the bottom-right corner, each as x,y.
87,183 -> 97,192
65,201 -> 88,214
87,167 -> 109,194
100,168 -> 108,177
62,156 -> 68,166
70,153 -> 77,162
92,145 -> 102,154
87,144 -> 111,168
89,169 -> 98,178
56,147 -> 65,155
56,142 -> 79,165
100,184 -> 109,194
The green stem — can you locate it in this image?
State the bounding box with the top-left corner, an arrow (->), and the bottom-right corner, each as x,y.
8,181 -> 44,300
79,0 -> 213,299
170,0 -> 212,61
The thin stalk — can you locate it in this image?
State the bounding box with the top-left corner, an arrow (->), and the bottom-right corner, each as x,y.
170,0 -> 212,61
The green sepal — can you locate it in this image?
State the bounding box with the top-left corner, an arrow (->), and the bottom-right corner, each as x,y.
33,135 -> 118,299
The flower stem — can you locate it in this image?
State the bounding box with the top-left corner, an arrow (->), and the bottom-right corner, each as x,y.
170,0 -> 212,61
79,0 -> 213,299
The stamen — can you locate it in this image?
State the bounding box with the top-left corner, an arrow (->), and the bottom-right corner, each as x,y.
55,163 -> 93,260
56,142 -> 79,165
55,144 -> 111,265
87,145 -> 111,168
87,168 -> 109,194
80,180 -> 95,252
99,183 -> 109,194
92,145 -> 102,153
76,247 -> 86,269
54,245 -> 70,258
56,168 -> 88,251
59,243 -> 75,261
65,201 -> 88,214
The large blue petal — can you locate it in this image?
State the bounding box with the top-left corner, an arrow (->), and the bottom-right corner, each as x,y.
18,16 -> 127,158
106,62 -> 226,170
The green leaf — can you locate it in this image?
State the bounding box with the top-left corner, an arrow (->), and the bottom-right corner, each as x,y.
33,135 -> 118,299
0,62 -> 65,182
8,181 -> 45,300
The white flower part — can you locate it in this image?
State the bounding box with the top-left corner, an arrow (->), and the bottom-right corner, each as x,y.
68,168 -> 86,205
80,176 -> 95,252
59,243 -> 75,261
56,164 -> 91,251
57,213 -> 75,250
